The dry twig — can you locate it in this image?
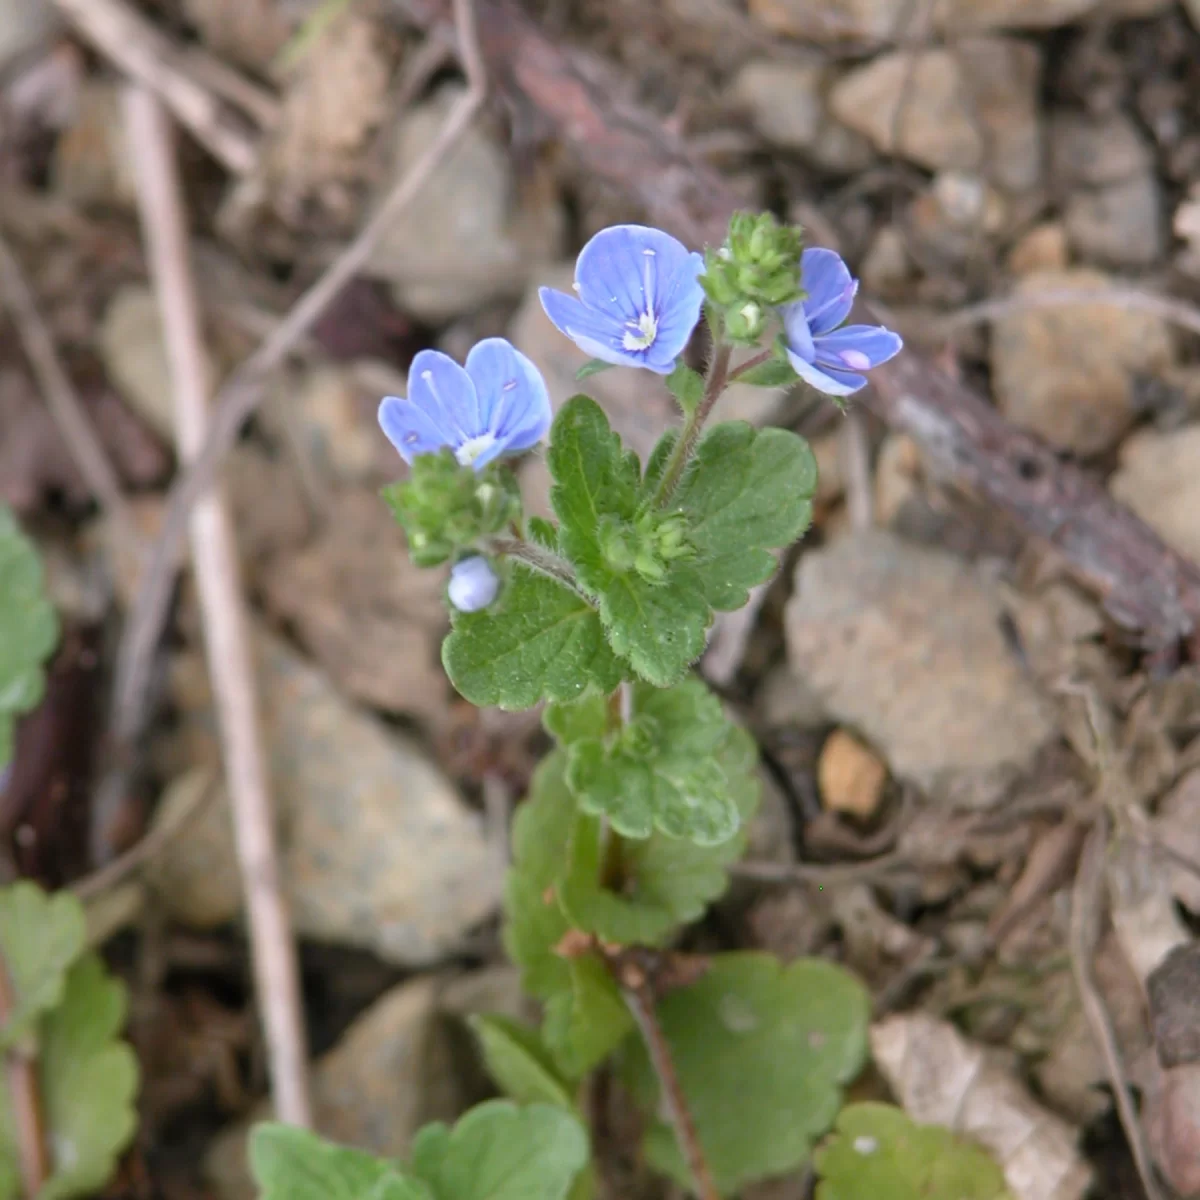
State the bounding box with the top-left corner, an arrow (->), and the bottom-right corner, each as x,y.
0,958 -> 49,1197
51,0 -> 260,174
609,950 -> 720,1200
123,86 -> 311,1127
112,0 -> 488,754
0,235 -> 136,543
1069,818 -> 1165,1200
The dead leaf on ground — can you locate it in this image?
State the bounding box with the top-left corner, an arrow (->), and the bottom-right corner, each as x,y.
259,487 -> 449,722
183,0 -> 292,74
871,1012 -> 1092,1200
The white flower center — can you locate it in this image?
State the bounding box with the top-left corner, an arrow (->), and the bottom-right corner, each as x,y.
623,310 -> 659,351
455,432 -> 497,466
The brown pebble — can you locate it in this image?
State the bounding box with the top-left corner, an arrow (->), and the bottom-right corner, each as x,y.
818,730 -> 888,820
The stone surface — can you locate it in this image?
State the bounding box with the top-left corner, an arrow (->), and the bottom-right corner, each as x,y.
818,730 -> 888,819
1006,222 -> 1069,275
785,531 -> 1056,808
207,977 -> 459,1200
757,664 -> 827,731
148,629 -> 500,964
0,0 -> 54,69
990,269 -> 1174,455
750,0 -> 1098,38
1065,174 -> 1164,268
263,364 -> 383,485
98,285 -> 176,441
732,60 -> 827,150
366,85 -> 564,322
1111,425 -> 1200,569
830,39 -> 1041,191
52,81 -> 137,210
259,489 -> 450,719
1050,111 -> 1153,189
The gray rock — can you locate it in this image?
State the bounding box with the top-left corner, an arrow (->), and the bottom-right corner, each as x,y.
98,285 -> 175,441
1110,424 -> 1200,567
785,531 -> 1056,808
207,976 -> 460,1200
366,85 -> 564,322
990,268 -> 1174,455
1050,111 -> 1153,189
830,39 -> 1041,191
0,0 -> 53,70
1065,174 -> 1164,268
748,0 -> 1096,41
733,60 -> 827,150
806,119 -> 877,175
148,630 -> 501,964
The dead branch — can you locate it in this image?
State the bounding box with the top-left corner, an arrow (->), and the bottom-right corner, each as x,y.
51,0 -> 260,174
123,86 -> 311,1127
0,234 -> 137,544
111,0 -> 488,758
1069,818 -> 1165,1200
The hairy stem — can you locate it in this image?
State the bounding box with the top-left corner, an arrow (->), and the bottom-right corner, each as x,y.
651,341 -> 733,508
0,960 -> 50,1197
725,346 -> 773,382
615,954 -> 720,1200
485,534 -> 587,598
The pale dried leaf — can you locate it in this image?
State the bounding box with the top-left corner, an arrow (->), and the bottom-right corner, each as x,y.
183,0 -> 291,74
870,1013 -> 1092,1200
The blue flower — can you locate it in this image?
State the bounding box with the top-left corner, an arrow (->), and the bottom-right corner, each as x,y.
448,556 -> 499,612
379,338 -> 551,470
781,248 -> 902,397
539,224 -> 705,374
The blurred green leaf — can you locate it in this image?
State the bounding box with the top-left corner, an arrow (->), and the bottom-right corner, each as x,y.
0,506 -> 58,769
469,1015 -> 574,1109
814,1104 -> 1013,1200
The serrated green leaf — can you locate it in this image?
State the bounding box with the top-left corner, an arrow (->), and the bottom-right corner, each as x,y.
542,956 -> 633,1080
503,754 -> 576,998
674,422 -> 816,611
443,566 -> 622,710
0,507 -> 58,769
410,1101 -> 589,1200
665,362 -> 704,415
250,1124 -> 430,1200
548,397 -> 710,687
561,679 -> 741,845
559,726 -> 759,945
469,1015 -> 575,1109
0,954 -> 139,1200
814,1104 -> 1013,1200
527,517 -> 560,551
732,356 -> 799,388
630,953 -> 870,1196
0,883 -> 86,1050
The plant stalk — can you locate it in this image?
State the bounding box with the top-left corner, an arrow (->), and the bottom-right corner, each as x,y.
485,534 -> 587,598
0,962 -> 50,1197
651,341 -> 734,508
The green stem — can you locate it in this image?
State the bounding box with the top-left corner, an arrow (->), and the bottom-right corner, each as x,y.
650,341 -> 734,509
484,534 -> 587,599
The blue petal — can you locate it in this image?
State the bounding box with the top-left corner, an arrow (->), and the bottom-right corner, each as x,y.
649,248 -> 705,364
813,325 -> 903,372
448,556 -> 499,612
465,338 -> 551,455
378,394 -> 456,464
575,224 -> 688,320
539,286 -> 653,369
800,248 -> 858,336
780,299 -> 816,363
785,348 -> 866,397
407,349 -> 481,442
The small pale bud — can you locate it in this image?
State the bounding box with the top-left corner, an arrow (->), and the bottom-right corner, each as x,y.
448,556 -> 500,612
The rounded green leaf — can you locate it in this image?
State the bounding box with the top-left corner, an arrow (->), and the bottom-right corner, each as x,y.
814,1104 -> 1013,1200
